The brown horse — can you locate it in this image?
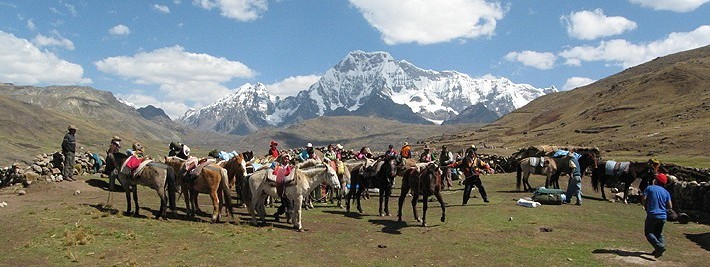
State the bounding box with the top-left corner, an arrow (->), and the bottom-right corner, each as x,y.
219,154 -> 247,205
516,153 -> 597,191
397,163 -> 446,227
164,156 -> 234,223
591,160 -> 654,203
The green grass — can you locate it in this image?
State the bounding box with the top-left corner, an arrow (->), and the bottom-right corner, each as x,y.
1,173 -> 709,266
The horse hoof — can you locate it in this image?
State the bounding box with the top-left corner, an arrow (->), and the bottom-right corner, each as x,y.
379,213 -> 385,217
123,211 -> 132,216
421,222 -> 427,227
386,213 -> 391,217
441,216 -> 445,222
416,218 -> 422,223
398,218 -> 403,222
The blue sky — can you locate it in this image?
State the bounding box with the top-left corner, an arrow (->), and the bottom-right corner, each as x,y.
1,0 -> 709,119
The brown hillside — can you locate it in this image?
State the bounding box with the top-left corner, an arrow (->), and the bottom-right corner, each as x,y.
427,45 -> 710,167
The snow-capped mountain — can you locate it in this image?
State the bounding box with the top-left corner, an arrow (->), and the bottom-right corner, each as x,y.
180,50 -> 556,135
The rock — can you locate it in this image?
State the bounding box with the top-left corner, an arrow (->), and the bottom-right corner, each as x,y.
41,167 -> 50,175
32,165 -> 42,173
17,190 -> 26,196
509,217 -> 513,221
24,172 -> 39,181
0,202 -> 7,208
73,190 -> 81,196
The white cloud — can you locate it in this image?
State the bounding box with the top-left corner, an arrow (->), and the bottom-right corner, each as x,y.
193,0 -> 268,21
153,4 -> 171,14
629,0 -> 710,12
265,75 -> 320,98
32,31 -> 75,50
561,9 -> 637,40
95,45 -> 256,106
563,77 -> 596,90
117,93 -> 189,120
108,24 -> 130,36
0,30 -> 90,84
559,25 -> 710,68
349,0 -> 506,45
26,19 -> 36,31
504,50 -> 557,70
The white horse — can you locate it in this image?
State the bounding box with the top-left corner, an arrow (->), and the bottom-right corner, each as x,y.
245,159 -> 340,230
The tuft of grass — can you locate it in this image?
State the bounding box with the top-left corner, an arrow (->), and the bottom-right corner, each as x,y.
63,227 -> 93,246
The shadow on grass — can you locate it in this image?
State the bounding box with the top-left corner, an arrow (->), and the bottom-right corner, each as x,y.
591,248 -> 656,261
368,219 -> 410,235
85,178 -> 125,192
322,209 -> 366,220
685,232 -> 710,251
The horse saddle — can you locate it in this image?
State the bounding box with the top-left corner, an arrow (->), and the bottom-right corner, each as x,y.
187,158 -> 216,177
267,166 -> 295,197
529,157 -> 546,168
120,156 -> 153,178
605,161 -> 630,176
359,159 -> 379,177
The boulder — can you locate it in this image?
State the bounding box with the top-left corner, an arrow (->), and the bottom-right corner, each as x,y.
24,172 -> 39,181
17,190 -> 26,196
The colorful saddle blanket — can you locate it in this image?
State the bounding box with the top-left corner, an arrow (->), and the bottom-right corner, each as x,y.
267,165 -> 295,197
120,155 -> 153,178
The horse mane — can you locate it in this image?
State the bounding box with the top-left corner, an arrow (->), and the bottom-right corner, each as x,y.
297,159 -> 321,169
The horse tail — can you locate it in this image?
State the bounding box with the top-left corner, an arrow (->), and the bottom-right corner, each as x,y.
516,163 -> 522,191
220,168 -> 233,213
166,165 -> 177,211
591,167 -> 600,192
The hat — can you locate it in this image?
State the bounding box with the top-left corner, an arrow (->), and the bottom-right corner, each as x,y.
441,145 -> 447,149
112,136 -> 121,141
656,173 -> 668,186
388,144 -> 394,148
424,145 -> 430,150
336,144 -> 343,150
68,124 -> 77,130
404,142 -> 409,146
271,140 -> 278,146
648,158 -> 660,166
307,143 -> 313,148
470,145 -> 477,151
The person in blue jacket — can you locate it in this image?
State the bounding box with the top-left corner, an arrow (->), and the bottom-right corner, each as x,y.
641,173 -> 672,258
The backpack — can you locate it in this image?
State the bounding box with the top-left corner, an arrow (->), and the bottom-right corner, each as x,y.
532,187 -> 565,205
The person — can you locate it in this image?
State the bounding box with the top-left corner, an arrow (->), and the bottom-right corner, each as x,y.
419,145 -> 432,163
324,144 -> 337,162
334,144 -> 344,160
299,143 -> 319,161
61,125 -> 77,182
132,142 -> 145,158
450,149 -> 491,204
642,172 -> 672,258
400,142 -> 412,159
356,146 -> 373,160
564,149 -> 583,205
86,151 -> 103,174
268,141 -> 280,158
103,136 -> 121,176
273,154 -> 293,222
384,144 -> 398,157
169,142 -> 190,160
465,144 -> 477,156
439,145 -> 454,189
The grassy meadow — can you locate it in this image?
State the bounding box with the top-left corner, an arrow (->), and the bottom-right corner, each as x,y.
1,172 -> 709,266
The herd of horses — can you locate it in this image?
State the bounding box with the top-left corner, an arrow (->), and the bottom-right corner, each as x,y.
102,147 -> 659,230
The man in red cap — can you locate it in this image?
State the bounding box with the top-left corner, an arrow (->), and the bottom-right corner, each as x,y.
641,172 -> 672,258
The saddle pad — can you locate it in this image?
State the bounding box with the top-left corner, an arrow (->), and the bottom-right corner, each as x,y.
529,157 -> 545,167
189,160 -> 215,176
605,160 -> 617,175
119,156 -> 153,178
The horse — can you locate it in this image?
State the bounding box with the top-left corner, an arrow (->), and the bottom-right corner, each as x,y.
243,159 -> 340,230
516,152 -> 597,191
108,153 -> 177,220
326,159 -> 354,209
343,159 -> 373,213
591,160 -> 655,204
219,154 -> 247,199
397,163 -> 446,227
241,151 -> 254,162
164,156 -> 235,223
346,156 -> 399,216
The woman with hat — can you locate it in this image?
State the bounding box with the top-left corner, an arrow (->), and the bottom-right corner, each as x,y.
268,141 -> 280,158
103,135 -> 121,176
61,125 -> 78,181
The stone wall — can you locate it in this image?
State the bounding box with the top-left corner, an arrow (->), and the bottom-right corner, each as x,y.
0,151 -> 101,188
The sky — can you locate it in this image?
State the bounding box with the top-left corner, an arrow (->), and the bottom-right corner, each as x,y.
1,0 -> 709,119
